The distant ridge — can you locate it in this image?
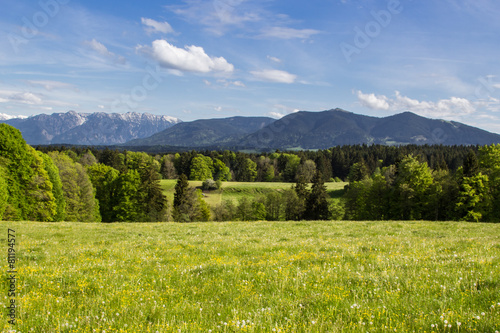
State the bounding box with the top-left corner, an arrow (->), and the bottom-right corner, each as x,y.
128,109 -> 500,149
126,116 -> 276,147
0,111 -> 181,145
240,109 -> 500,149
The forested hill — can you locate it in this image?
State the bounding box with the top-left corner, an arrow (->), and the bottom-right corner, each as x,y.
239,110 -> 500,149
127,109 -> 500,149
126,116 -> 275,147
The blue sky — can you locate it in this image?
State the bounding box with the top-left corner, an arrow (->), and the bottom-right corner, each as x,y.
1,0 -> 500,133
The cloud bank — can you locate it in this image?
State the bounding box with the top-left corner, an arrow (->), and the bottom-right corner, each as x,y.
356,90 -> 476,118
138,40 -> 234,74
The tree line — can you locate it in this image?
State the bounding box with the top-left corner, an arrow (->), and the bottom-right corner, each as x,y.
38,143 -> 476,183
343,146 -> 500,222
3,123 -> 499,223
1,124 -> 167,222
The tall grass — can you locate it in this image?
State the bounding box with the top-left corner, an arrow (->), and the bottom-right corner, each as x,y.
1,221 -> 499,332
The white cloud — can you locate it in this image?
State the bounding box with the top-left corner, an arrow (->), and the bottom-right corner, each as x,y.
137,40 -> 234,74
9,92 -> 43,105
26,80 -> 76,91
84,39 -> 127,65
269,104 -> 300,118
168,0 -> 261,36
357,91 -> 390,110
267,55 -> 282,63
269,111 -> 285,118
356,90 -> 477,118
251,69 -> 297,83
141,18 -> 175,34
216,79 -> 246,87
258,27 -> 321,39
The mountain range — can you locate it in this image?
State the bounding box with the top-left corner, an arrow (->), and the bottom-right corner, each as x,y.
0,111 -> 180,145
128,109 -> 500,149
2,109 -> 500,149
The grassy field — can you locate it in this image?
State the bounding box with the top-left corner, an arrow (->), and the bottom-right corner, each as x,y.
160,180 -> 347,207
1,221 -> 499,332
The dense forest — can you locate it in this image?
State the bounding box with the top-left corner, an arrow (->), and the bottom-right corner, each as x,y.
1,123 -> 499,223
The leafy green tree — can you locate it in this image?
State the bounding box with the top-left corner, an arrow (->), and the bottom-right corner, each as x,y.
197,190 -> 211,221
212,200 -> 236,221
393,155 -> 434,220
78,150 -> 98,166
190,154 -> 214,180
87,163 -> 120,222
0,162 -> 9,219
0,124 -> 36,220
239,158 -> 257,182
305,171 -> 330,220
281,154 -> 301,182
265,192 -> 284,221
283,189 -> 304,221
49,151 -> 100,222
160,154 -> 177,179
113,170 -> 143,222
235,197 -> 253,221
24,146 -> 57,222
252,201 -> 267,220
213,158 -> 231,181
348,160 -> 369,183
479,144 -> 500,221
296,160 -> 316,183
39,152 -> 65,221
456,173 -> 490,222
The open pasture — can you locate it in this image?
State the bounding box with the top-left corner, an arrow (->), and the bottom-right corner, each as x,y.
159,180 -> 346,207
1,221 -> 499,332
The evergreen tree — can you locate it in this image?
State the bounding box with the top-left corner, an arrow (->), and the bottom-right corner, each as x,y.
305,171 -> 330,220
173,174 -> 201,222
463,150 -> 479,177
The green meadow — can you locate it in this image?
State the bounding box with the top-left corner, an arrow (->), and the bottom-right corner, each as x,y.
160,180 -> 347,207
1,221 -> 499,332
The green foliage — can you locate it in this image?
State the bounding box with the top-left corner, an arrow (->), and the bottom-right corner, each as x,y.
87,163 -> 120,222
479,144 -> 500,221
305,171 -> 330,220
197,190 -> 211,222
394,155 -> 434,220
296,159 -> 316,183
39,152 -> 66,221
456,173 -> 490,222
348,160 -> 369,183
160,154 -> 177,179
190,154 -> 214,180
113,170 -> 143,222
173,174 -> 202,222
202,179 -> 218,190
0,162 -> 9,218
49,152 -> 100,222
213,158 -> 231,181
238,158 -> 257,182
